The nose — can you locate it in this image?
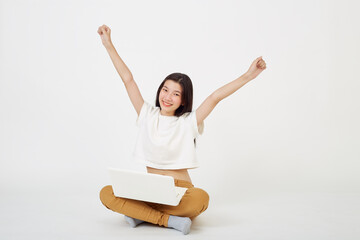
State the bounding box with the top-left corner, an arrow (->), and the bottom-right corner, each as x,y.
164,93 -> 171,102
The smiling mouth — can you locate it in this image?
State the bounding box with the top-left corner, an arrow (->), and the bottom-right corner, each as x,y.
162,101 -> 172,107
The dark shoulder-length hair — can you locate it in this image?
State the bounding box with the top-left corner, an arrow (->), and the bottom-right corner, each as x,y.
155,72 -> 193,117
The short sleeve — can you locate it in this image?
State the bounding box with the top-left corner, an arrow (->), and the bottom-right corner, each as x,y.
136,101 -> 151,127
188,111 -> 204,137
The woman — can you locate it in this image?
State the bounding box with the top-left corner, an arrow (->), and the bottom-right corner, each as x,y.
97,24 -> 267,235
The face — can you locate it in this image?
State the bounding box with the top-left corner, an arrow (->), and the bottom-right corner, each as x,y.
158,80 -> 183,116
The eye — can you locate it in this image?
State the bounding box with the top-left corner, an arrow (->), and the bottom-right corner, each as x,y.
163,88 -> 168,92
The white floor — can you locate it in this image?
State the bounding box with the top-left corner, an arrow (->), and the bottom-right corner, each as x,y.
1,187 -> 359,240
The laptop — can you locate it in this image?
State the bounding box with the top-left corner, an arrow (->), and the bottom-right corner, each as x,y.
108,168 -> 188,206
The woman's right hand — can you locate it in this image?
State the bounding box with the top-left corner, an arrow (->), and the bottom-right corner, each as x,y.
97,24 -> 112,48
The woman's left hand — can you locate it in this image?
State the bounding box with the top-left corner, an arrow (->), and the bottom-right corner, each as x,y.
244,56 -> 267,80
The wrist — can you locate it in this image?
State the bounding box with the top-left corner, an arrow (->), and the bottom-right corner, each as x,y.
103,41 -> 114,50
242,72 -> 253,82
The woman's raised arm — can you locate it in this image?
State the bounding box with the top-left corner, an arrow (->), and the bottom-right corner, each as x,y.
97,25 -> 144,116
196,56 -> 267,126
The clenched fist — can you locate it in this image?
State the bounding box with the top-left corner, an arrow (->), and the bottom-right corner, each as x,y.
97,24 -> 112,48
245,56 -> 267,80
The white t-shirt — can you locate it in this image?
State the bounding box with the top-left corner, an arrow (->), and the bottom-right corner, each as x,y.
132,101 -> 204,169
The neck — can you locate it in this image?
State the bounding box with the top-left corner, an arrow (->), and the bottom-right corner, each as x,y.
160,109 -> 175,116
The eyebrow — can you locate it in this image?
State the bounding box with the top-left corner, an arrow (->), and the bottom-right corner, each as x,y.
163,86 -> 182,94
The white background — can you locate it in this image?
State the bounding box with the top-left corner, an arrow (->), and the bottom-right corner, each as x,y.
1,0 -> 359,239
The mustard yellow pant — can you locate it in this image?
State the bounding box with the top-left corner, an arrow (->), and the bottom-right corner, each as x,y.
99,179 -> 210,227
